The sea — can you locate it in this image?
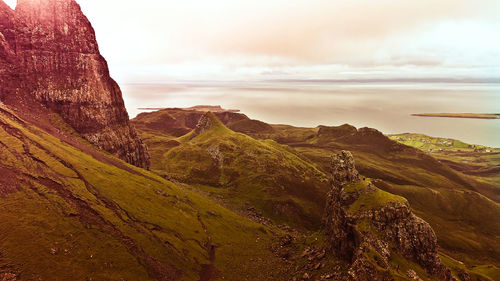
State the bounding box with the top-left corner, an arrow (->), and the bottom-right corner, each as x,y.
122,81 -> 500,148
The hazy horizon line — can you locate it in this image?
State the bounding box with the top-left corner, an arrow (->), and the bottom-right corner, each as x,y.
122,77 -> 500,85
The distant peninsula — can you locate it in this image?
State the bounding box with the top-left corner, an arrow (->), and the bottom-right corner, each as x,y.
412,113 -> 500,119
138,105 -> 240,113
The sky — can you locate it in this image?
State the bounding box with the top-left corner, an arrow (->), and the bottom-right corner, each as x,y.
4,0 -> 500,83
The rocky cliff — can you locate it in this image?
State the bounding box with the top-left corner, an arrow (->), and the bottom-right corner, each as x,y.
323,151 -> 457,280
0,1 -> 15,99
0,0 -> 149,168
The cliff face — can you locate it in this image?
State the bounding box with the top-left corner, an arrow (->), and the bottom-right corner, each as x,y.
0,0 -> 150,168
0,1 -> 15,98
323,151 -> 456,281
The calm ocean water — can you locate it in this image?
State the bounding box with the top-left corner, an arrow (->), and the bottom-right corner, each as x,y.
122,81 -> 500,148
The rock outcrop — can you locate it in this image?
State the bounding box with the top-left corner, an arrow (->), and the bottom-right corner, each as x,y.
331,151 -> 359,187
193,112 -> 218,137
0,272 -> 17,281
323,151 -> 360,262
323,151 -> 455,280
190,111 -> 229,139
0,0 -> 149,168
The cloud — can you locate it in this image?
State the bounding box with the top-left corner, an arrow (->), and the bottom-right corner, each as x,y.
76,0 -> 500,81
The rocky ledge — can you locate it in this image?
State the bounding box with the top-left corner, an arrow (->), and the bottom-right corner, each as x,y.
323,151 -> 458,280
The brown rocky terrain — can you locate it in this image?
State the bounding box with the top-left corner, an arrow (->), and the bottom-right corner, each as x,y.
0,0 -> 149,168
323,151 -> 457,280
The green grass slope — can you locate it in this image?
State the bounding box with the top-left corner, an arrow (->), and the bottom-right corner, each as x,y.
264,125 -> 500,268
390,133 -> 500,198
133,109 -> 500,270
0,105 -> 294,280
143,112 -> 330,230
132,108 -> 275,138
389,133 -> 499,153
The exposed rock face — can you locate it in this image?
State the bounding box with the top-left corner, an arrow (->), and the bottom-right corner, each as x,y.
348,201 -> 455,280
191,111 -> 225,139
0,1 -> 16,98
331,151 -> 359,187
206,144 -> 224,168
323,151 -> 360,262
0,0 -> 150,168
193,112 -> 216,136
323,151 -> 455,280
406,269 -> 422,280
0,272 -> 17,281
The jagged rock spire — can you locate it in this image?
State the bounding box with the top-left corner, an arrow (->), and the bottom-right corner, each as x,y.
323,151 -> 360,262
323,151 -> 457,280
331,150 -> 359,188
191,111 -> 224,138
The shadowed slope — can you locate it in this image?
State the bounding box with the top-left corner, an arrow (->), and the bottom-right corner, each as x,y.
0,104 -> 294,280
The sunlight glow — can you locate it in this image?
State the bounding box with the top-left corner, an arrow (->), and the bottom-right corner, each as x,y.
74,0 -> 500,83
3,0 -> 16,9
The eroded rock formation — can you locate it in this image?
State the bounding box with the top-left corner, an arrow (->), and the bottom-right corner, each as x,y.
0,0 -> 149,168
323,151 -> 456,280
331,151 -> 359,187
323,151 -> 360,262
193,112 -> 218,137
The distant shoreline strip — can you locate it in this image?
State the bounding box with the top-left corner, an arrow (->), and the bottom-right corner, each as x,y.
412,113 -> 500,120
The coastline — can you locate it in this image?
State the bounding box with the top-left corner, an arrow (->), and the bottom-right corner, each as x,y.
412,113 -> 500,120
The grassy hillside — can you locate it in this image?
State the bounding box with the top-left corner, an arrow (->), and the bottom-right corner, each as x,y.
0,105 -> 297,280
389,133 -> 500,196
389,133 -> 499,153
133,108 -> 275,138
141,112 -> 330,230
132,109 -> 499,279
2,104 -> 453,281
262,125 -> 500,269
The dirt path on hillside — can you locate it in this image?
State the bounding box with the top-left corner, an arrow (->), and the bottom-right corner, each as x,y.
197,211 -> 219,281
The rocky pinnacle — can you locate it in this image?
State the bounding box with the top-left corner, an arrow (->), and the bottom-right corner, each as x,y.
323,151 -> 457,280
